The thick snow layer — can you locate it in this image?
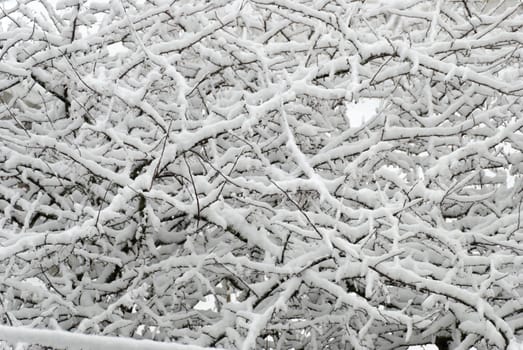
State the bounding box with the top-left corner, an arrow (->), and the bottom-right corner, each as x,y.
509,340 -> 523,350
0,325 -> 217,350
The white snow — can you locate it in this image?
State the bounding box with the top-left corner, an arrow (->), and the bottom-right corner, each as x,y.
0,325 -> 216,350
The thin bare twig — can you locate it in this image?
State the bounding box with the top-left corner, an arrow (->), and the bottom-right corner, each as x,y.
266,176 -> 322,240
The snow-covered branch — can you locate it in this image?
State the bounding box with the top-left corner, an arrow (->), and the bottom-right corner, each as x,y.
0,0 -> 522,349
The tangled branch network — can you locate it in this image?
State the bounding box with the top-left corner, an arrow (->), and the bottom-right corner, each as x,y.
0,0 -> 522,349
